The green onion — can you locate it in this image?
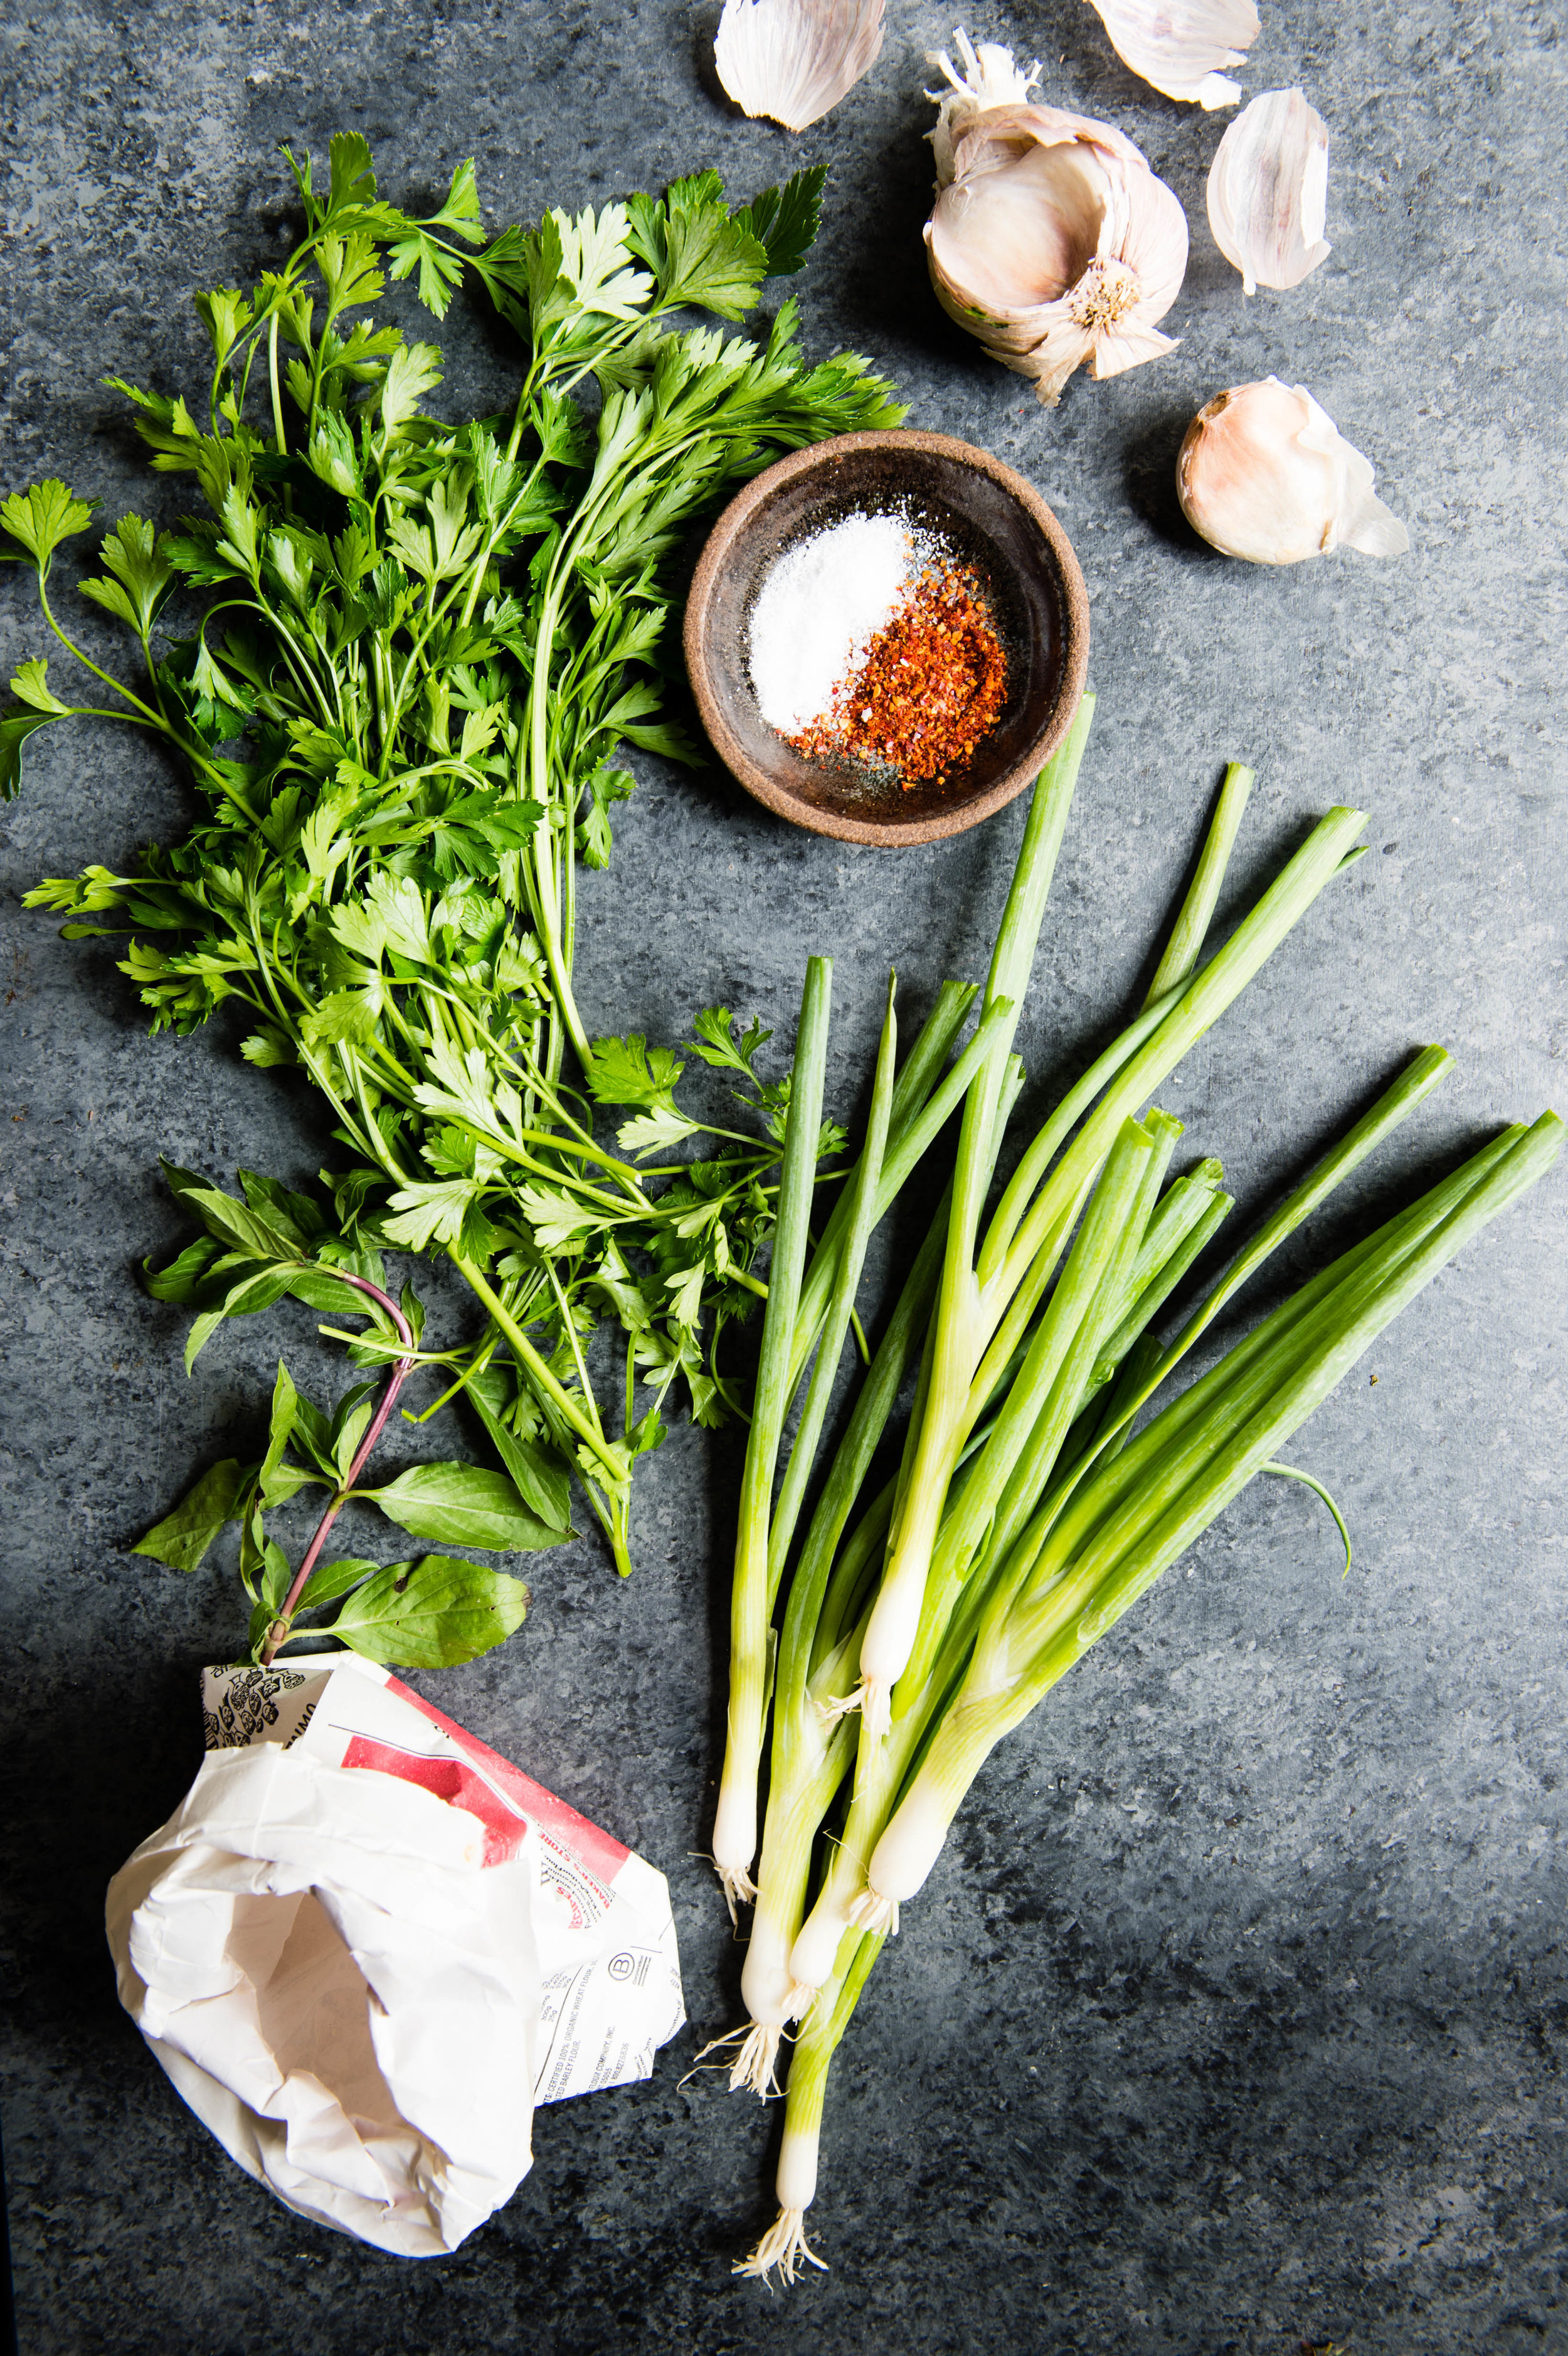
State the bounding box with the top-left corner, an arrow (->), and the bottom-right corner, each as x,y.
852,704 -> 1094,1734
862,1112 -> 1562,1924
768,976 -> 899,1589
723,749 -> 1559,2280
1142,761 -> 1254,1006
729,979 -> 899,2082
787,1123 -> 1217,1992
732,1931 -> 883,2286
854,772 -> 1364,1738
737,1102 -> 1559,2279
711,956 -> 833,1914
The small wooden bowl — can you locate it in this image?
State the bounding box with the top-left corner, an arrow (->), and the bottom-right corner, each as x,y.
684,429 -> 1090,849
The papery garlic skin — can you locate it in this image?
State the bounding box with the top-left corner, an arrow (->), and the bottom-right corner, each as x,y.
1177,378 -> 1409,565
924,29 -> 1189,407
715,0 -> 886,134
1207,89 -> 1331,295
1086,0 -> 1260,109
927,26 -> 1042,179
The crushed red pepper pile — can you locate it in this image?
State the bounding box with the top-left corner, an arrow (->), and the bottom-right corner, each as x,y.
788,561 -> 1009,788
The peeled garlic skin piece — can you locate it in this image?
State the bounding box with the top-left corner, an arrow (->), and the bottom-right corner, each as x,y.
1086,0 -> 1260,109
714,0 -> 886,133
1207,89 -> 1332,295
925,97 -> 1189,403
1177,378 -> 1409,565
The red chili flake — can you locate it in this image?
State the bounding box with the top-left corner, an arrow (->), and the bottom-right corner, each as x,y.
789,563 -> 1009,788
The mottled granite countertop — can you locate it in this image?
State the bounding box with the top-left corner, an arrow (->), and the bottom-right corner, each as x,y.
2,4 -> 1564,2350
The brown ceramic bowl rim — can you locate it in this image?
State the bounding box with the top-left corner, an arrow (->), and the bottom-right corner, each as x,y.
683,428 -> 1090,849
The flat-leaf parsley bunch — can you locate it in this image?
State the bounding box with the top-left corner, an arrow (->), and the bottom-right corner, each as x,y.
5,137 -> 902,1642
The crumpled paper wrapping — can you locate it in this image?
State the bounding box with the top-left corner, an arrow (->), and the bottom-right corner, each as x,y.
105,1655 -> 685,2257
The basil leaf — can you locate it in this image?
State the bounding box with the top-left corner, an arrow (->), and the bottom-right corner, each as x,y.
133,1458 -> 248,1573
243,1549 -> 293,1658
183,1264 -> 295,1370
260,1537 -> 292,1612
287,1264 -> 374,1315
295,1555 -> 379,1611
467,1367 -> 573,1532
238,1492 -> 264,1591
142,1234 -> 223,1303
177,1184 -> 300,1264
333,1396 -> 377,1482
362,1460 -> 571,1552
329,1554 -> 528,1667
260,1361 -> 297,1487
290,1387 -> 338,1477
237,1168 -> 328,1246
260,1457 -> 321,1509
327,1376 -> 379,1479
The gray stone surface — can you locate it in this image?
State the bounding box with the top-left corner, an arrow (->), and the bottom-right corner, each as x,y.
2,1 -> 1565,2348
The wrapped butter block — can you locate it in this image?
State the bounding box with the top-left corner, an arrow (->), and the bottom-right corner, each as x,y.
105,1655 -> 685,2258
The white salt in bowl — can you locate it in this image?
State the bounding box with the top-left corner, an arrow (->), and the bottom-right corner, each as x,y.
684,430 -> 1089,848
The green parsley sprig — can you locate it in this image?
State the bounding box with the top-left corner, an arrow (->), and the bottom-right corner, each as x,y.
6,136 -> 904,1635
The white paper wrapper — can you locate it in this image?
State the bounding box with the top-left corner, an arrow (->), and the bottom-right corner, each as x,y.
106,1656 -> 685,2258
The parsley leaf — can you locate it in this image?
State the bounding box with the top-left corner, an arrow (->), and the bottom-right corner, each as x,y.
586,1034 -> 686,1107
0,480 -> 99,574
735,165 -> 829,279
691,1006 -> 774,1078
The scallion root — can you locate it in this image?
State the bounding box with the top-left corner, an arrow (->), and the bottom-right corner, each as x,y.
845,1885 -> 898,1934
813,1687 -> 862,1727
728,2020 -> 783,2096
734,2207 -> 827,2285
682,2022 -> 752,2088
858,1675 -> 893,1739
714,1860 -> 759,1924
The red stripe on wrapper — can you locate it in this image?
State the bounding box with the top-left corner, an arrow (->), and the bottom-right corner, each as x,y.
334,1677 -> 631,1883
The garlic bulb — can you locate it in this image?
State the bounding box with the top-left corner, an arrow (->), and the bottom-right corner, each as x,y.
714,0 -> 886,134
1177,378 -> 1409,565
924,29 -> 1189,408
1207,89 -> 1331,294
1085,0 -> 1260,109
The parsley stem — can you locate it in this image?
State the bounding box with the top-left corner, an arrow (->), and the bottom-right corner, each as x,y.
267,309 -> 287,454
37,583 -> 165,728
450,1250 -> 627,1480
402,1328 -> 501,1424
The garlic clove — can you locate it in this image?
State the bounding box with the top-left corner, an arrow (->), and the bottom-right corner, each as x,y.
714,0 -> 886,134
924,39 -> 1189,406
1084,0 -> 1261,109
1207,88 -> 1332,295
928,129 -> 1109,312
1177,377 -> 1409,565
1111,143 -> 1190,322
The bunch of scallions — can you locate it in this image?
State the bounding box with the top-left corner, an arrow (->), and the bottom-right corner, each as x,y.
3,136 -> 908,1655
704,701 -> 1561,2283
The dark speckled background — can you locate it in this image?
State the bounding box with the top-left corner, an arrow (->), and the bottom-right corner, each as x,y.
2,4 -> 1565,2351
